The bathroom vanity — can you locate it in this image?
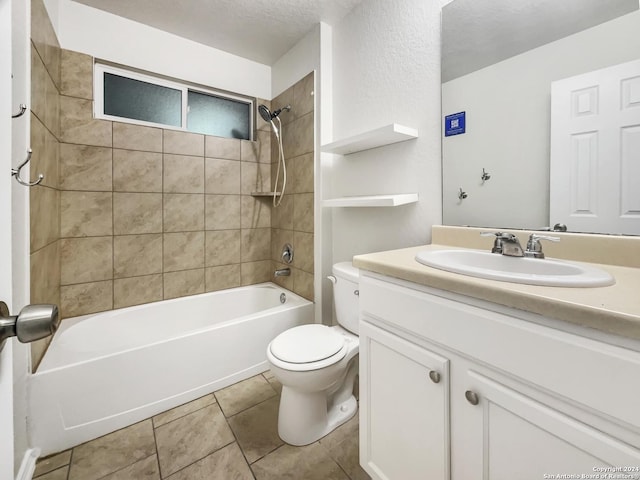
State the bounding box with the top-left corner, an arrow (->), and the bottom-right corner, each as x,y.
354,234 -> 640,480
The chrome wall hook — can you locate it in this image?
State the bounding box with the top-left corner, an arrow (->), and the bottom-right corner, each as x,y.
12,103 -> 27,118
481,168 -> 491,182
458,187 -> 468,200
12,149 -> 44,187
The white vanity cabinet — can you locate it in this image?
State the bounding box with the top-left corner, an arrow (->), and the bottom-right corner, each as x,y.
358,272 -> 640,480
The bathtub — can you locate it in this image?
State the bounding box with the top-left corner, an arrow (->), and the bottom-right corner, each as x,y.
29,283 -> 313,455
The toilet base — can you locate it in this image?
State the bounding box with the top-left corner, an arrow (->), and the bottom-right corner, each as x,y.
277,391 -> 358,446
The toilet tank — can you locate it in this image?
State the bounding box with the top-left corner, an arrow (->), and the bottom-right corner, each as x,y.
332,262 -> 360,334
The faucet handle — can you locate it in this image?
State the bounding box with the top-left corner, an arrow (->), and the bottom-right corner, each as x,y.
525,234 -> 560,259
480,231 -> 505,254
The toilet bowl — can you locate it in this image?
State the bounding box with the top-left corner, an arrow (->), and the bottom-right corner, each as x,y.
266,262 -> 360,446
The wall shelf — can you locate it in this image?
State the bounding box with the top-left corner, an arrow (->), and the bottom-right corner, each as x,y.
321,124 -> 418,155
322,193 -> 419,208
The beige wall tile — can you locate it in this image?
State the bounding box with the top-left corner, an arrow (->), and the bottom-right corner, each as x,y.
283,112 -> 314,159
163,194 -> 204,232
241,260 -> 272,285
293,71 -> 315,119
113,193 -> 162,234
241,195 -> 271,229
30,337 -> 53,373
289,152 -> 314,194
163,130 -> 204,156
240,162 -> 271,195
163,154 -> 204,193
241,134 -> 270,163
114,274 -> 163,309
205,136 -> 241,160
293,268 -> 314,301
164,269 -> 205,300
60,191 -> 112,237
205,230 -> 240,267
30,186 -> 59,253
31,45 -> 49,131
30,240 -> 60,305
113,123 -> 163,152
163,232 -> 205,272
205,195 -> 241,230
60,96 -> 112,147
113,149 -> 162,192
113,234 -> 163,278
61,236 -> 112,285
30,113 -> 59,190
45,65 -> 60,137
293,231 -> 314,273
30,0 -> 61,88
241,228 -> 271,262
271,194 -> 293,231
205,158 -> 240,194
60,280 -> 113,318
205,264 -> 241,292
293,193 -> 314,233
60,49 -> 93,99
59,144 -> 112,191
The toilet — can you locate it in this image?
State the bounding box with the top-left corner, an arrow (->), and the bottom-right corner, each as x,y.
266,262 -> 360,446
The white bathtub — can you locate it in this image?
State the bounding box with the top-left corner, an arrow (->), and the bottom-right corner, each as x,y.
30,283 -> 313,455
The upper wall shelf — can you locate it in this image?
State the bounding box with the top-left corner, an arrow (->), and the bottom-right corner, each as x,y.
322,193 -> 419,208
321,124 -> 419,155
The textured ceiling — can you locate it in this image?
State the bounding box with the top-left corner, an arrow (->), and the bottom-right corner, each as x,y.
71,0 -> 363,65
442,0 -> 639,81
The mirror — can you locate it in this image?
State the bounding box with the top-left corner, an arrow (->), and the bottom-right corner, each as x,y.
441,0 -> 640,234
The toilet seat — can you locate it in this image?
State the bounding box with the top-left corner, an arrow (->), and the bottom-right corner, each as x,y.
268,325 -> 348,372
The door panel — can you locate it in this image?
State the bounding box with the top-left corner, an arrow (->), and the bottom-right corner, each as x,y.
550,59 -> 640,234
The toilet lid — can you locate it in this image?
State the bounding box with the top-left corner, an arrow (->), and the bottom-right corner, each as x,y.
270,325 -> 345,364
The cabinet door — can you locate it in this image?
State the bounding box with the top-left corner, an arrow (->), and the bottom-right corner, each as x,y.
360,320 -> 450,480
456,369 -> 640,480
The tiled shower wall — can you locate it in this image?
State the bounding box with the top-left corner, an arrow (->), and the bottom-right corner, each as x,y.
270,73 -> 315,300
56,50 -> 275,318
29,0 -> 315,368
29,0 -> 62,368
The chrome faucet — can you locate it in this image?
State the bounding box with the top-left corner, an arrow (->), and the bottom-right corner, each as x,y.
274,268 -> 291,277
481,232 -> 524,257
524,234 -> 560,259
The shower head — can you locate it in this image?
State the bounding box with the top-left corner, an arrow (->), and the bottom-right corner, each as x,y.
258,104 -> 291,122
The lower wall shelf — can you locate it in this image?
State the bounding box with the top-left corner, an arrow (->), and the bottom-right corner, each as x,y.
322,193 -> 419,208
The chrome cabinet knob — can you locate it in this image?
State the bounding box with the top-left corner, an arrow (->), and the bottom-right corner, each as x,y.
465,390 -> 480,406
428,370 -> 441,384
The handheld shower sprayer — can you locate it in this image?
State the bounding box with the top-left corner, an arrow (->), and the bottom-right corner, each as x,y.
258,104 -> 291,207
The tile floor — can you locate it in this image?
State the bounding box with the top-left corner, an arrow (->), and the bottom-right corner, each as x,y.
33,371 -> 370,480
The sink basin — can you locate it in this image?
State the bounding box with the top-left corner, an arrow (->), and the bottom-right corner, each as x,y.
415,249 -> 615,287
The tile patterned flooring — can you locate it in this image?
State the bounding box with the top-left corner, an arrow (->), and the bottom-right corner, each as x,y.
33,371 -> 370,480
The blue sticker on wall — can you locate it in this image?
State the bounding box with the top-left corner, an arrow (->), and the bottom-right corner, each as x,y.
444,111 -> 466,137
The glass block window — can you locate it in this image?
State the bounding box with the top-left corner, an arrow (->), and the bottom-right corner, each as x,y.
95,63 -> 254,140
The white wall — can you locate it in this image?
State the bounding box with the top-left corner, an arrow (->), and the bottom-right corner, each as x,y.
44,0 -> 271,99
329,0 -> 442,263
442,10 -> 640,230
271,25 -> 320,99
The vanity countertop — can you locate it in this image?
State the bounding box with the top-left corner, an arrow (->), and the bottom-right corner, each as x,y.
353,244 -> 640,341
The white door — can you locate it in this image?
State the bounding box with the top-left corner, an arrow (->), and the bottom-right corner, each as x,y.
1,0 -> 17,476
550,59 -> 640,234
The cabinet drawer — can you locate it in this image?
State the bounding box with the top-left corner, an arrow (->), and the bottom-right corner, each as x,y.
360,273 -> 640,429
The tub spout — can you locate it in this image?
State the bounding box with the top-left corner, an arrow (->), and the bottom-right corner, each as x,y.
274,268 -> 291,277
